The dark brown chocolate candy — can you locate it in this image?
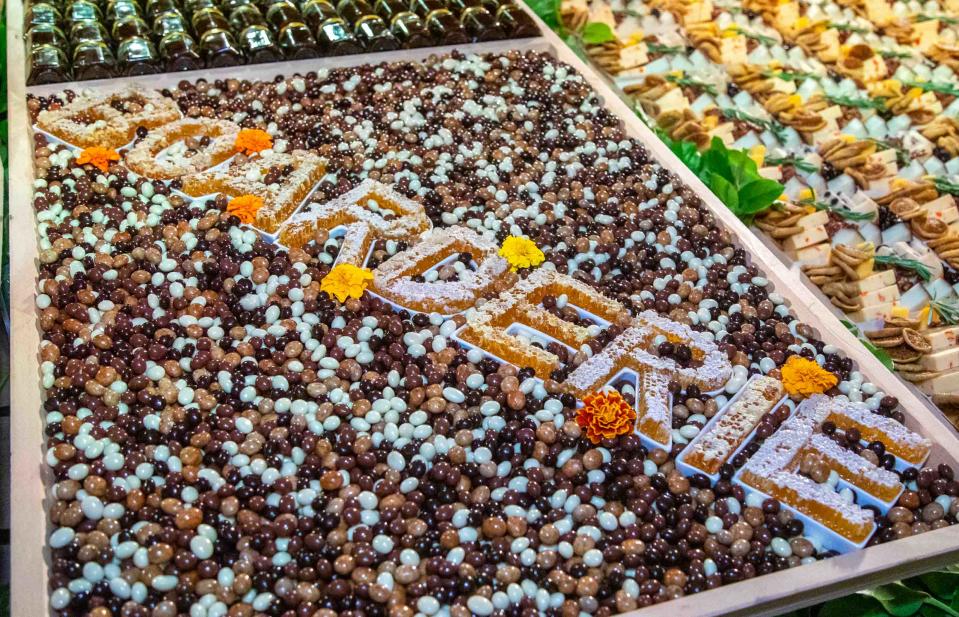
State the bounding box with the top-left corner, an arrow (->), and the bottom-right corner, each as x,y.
315,17 -> 362,54
460,6 -> 504,41
277,21 -> 320,58
28,44 -> 71,84
27,23 -> 69,51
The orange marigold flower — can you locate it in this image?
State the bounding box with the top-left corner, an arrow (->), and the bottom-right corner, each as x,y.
76,146 -> 120,173
321,263 -> 374,303
234,128 -> 273,155
576,390 -> 637,444
227,195 -> 264,225
781,354 -> 838,398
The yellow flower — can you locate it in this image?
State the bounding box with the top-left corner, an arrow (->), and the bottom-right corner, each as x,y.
576,390 -> 637,444
227,195 -> 264,225
76,146 -> 120,173
235,128 -> 273,156
499,236 -> 545,272
781,355 -> 838,397
321,263 -> 373,302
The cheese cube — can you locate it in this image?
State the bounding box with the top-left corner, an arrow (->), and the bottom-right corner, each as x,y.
881,222 -> 912,245
924,278 -> 956,300
832,227 -> 865,246
922,348 -> 959,372
709,123 -> 737,145
846,301 -> 894,323
759,166 -> 783,181
859,222 -> 882,245
770,78 -> 797,94
655,88 -> 689,114
620,44 -> 649,69
861,284 -> 900,308
912,19 -> 940,53
788,242 -> 832,266
776,3 -> 800,30
864,0 -> 893,26
900,284 -> 931,313
923,195 -> 959,224
588,4 -> 617,29
853,270 -> 896,294
918,369 -> 959,395
684,0 -> 713,23
798,210 -> 829,229
850,192 -> 879,216
859,56 -> 887,82
782,225 -> 829,251
927,326 -> 959,352
817,29 -> 840,63
721,36 -> 748,66
821,105 -> 843,123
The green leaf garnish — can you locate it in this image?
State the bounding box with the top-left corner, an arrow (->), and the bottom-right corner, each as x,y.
762,68 -> 817,82
581,22 -> 617,44
915,13 -> 959,25
800,196 -> 877,222
874,254 -> 933,281
826,93 -> 887,111
721,108 -> 790,143
665,73 -> 718,96
646,42 -> 685,55
932,176 -> 959,196
931,297 -> 959,325
527,0 -> 561,30
830,22 -> 871,34
765,155 -> 819,173
880,49 -> 914,59
904,80 -> 959,98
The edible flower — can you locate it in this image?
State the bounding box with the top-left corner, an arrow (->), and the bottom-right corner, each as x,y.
235,128 -> 273,155
227,195 -> 264,225
499,236 -> 545,271
781,354 -> 838,397
576,390 -> 637,444
321,263 -> 374,303
76,146 -> 120,173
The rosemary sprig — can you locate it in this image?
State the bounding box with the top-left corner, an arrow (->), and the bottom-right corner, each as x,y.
800,197 -> 876,222
763,69 -> 816,82
830,22 -> 871,34
665,73 -> 718,96
930,297 -> 959,325
932,176 -> 959,196
646,42 -> 685,55
741,30 -> 778,46
915,13 -> 959,25
765,156 -> 819,173
904,80 -> 959,98
880,49 -> 914,60
826,93 -> 887,111
722,108 -> 790,143
874,254 -> 932,281
867,138 -> 910,167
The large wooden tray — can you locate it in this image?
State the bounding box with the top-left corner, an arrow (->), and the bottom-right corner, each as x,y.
7,2 -> 959,615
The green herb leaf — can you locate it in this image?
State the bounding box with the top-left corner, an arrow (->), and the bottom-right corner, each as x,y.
842,319 -> 896,371
931,298 -> 959,326
708,173 -> 740,211
920,571 -> 959,602
904,80 -> 959,98
916,13 -> 959,25
874,254 -> 933,281
581,22 -> 617,44
527,0 -> 561,29
722,108 -> 790,143
861,582 -> 931,616
932,177 -> 959,196
738,178 -> 785,214
765,156 -> 819,173
647,42 -> 685,55
665,73 -> 718,96
819,593 -> 888,617
702,137 -> 735,183
880,49 -> 914,59
831,22 -> 871,34
827,93 -> 887,111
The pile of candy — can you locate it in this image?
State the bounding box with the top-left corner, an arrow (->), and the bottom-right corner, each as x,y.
27,51 -> 957,617
561,0 -> 959,422
24,0 -> 538,84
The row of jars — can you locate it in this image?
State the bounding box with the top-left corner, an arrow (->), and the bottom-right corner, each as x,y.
26,0 -> 539,84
